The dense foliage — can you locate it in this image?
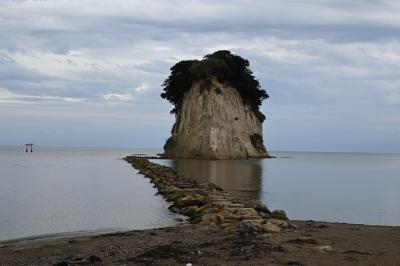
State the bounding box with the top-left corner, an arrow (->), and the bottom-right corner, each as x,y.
161,50 -> 269,122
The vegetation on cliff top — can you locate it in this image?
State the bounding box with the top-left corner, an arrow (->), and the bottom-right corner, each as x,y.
161,50 -> 269,122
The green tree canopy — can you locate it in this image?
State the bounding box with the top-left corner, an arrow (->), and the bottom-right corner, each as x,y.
161,50 -> 269,122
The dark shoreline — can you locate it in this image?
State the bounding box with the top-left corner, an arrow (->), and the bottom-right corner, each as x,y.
0,156 -> 399,265
0,218 -> 398,247
0,228 -> 125,246
1,220 -> 399,265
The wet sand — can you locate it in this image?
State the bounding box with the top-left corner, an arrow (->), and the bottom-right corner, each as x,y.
0,220 -> 399,265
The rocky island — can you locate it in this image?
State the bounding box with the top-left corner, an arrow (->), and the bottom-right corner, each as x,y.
1,52 -> 399,266
161,50 -> 269,159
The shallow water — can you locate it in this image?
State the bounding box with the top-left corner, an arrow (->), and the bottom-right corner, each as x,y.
0,146 -> 181,241
156,151 -> 400,226
1,147 -> 399,241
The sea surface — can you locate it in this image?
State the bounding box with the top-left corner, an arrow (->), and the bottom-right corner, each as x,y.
0,146 -> 181,241
1,147 -> 399,241
155,151 -> 400,226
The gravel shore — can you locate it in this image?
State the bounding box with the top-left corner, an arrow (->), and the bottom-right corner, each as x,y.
0,221 -> 399,265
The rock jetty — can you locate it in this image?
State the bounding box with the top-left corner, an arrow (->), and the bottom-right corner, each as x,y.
1,156 -> 398,265
124,156 -> 294,234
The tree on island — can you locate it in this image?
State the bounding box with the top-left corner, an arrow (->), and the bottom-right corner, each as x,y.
161,50 -> 269,122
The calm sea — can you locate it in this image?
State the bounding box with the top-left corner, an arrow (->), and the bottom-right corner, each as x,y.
1,147 -> 399,241
155,151 -> 400,226
0,146 -> 182,241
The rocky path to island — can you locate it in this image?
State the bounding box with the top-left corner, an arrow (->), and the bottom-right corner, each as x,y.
0,156 -> 399,265
124,156 -> 292,234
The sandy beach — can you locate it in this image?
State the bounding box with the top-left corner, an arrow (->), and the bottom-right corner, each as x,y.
0,220 -> 399,265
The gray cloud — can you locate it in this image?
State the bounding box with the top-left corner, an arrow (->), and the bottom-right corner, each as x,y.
0,0 -> 399,151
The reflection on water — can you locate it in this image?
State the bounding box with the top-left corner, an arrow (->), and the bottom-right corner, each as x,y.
170,159 -> 263,200
156,151 -> 400,226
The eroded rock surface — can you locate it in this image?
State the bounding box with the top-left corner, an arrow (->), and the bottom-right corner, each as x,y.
164,80 -> 269,159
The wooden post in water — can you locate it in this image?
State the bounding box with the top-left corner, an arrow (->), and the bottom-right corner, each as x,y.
25,144 -> 33,152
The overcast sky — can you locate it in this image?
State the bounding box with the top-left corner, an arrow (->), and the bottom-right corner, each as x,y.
0,0 -> 399,153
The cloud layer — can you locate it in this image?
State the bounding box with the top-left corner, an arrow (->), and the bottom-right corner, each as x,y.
0,0 -> 399,152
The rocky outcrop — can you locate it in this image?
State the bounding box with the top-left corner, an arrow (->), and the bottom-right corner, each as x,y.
124,156 -> 292,234
164,79 -> 269,159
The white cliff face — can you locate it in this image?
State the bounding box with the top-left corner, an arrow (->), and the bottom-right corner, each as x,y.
164,79 -> 269,159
